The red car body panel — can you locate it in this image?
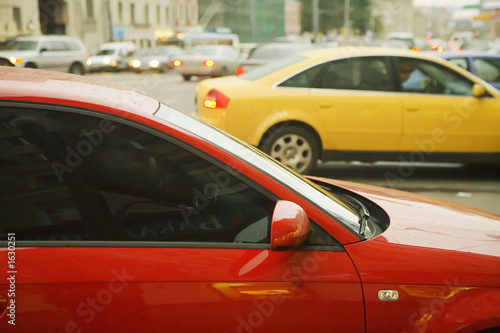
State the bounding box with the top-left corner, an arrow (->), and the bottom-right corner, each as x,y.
0,68 -> 499,332
1,247 -> 364,332
310,177 -> 500,332
312,177 -> 500,258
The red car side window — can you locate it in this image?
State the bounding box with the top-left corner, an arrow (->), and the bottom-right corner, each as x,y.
0,108 -> 276,245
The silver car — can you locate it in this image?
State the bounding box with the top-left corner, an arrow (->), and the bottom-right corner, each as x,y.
172,45 -> 242,81
128,46 -> 185,73
0,35 -> 89,75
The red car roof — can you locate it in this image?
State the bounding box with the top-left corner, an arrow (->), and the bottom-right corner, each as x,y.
0,67 -> 159,116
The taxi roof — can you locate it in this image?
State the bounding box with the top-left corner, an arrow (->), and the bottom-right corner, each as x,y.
299,46 -> 446,62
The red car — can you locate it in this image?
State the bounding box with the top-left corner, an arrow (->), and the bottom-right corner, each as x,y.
0,67 -> 499,333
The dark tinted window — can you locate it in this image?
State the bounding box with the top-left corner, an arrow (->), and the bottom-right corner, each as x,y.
2,40 -> 38,51
279,63 -> 324,88
313,57 -> 391,91
0,107 -> 276,244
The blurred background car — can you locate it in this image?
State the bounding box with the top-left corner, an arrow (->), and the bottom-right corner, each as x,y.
424,38 -> 452,52
433,51 -> 500,89
196,47 -> 500,174
0,35 -> 88,74
458,39 -> 495,52
366,39 -> 409,49
171,44 -> 241,81
128,46 -> 185,73
236,42 -> 314,74
124,48 -> 149,71
386,31 -> 417,49
87,42 -> 136,72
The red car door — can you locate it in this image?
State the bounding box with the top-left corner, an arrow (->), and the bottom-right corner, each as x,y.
0,107 -> 364,332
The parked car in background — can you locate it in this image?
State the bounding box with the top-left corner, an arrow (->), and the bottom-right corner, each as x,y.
176,32 -> 240,51
128,46 -> 185,73
237,42 -> 314,73
171,45 -> 241,80
0,35 -> 89,74
449,31 -> 476,50
124,48 -> 149,71
434,51 -> 500,89
487,45 -> 500,56
386,31 -> 416,49
1,67 -> 500,333
366,39 -> 409,49
196,47 -> 500,174
425,38 -> 452,52
87,42 -> 136,72
459,39 -> 494,52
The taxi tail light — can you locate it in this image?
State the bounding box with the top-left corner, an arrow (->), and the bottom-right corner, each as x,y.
235,66 -> 244,74
173,60 -> 183,67
204,60 -> 215,67
203,89 -> 229,109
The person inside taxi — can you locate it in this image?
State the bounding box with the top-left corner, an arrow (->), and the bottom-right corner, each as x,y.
397,59 -> 416,83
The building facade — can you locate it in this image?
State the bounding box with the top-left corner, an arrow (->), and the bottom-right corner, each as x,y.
0,0 -> 42,43
372,0 -> 414,38
198,0 -> 300,43
0,0 -> 199,51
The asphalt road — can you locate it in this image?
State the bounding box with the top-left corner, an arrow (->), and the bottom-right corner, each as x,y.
86,70 -> 500,216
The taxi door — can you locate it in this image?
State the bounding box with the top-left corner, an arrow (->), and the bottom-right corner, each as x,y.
394,56 -> 500,155
309,56 -> 404,152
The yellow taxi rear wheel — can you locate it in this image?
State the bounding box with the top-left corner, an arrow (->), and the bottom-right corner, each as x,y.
260,126 -> 319,174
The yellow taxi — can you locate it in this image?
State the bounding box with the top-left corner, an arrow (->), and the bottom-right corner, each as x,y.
196,47 -> 500,174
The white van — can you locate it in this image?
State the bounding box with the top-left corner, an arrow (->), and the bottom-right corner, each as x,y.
0,35 -> 89,74
176,32 -> 240,51
87,42 -> 136,72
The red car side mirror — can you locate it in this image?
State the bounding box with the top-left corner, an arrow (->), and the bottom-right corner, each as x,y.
270,200 -> 310,251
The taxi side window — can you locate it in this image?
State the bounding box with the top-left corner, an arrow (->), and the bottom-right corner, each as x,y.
472,57 -> 500,84
0,108 -> 276,245
280,57 -> 392,91
278,63 -> 323,88
396,57 -> 474,96
317,57 -> 391,91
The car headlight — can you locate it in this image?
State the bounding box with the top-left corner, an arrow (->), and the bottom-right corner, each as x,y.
149,59 -> 159,68
103,57 -> 111,65
131,59 -> 141,68
10,57 -> 22,65
86,59 -> 92,65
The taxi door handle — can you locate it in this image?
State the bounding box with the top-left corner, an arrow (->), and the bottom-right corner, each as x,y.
406,108 -> 419,112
